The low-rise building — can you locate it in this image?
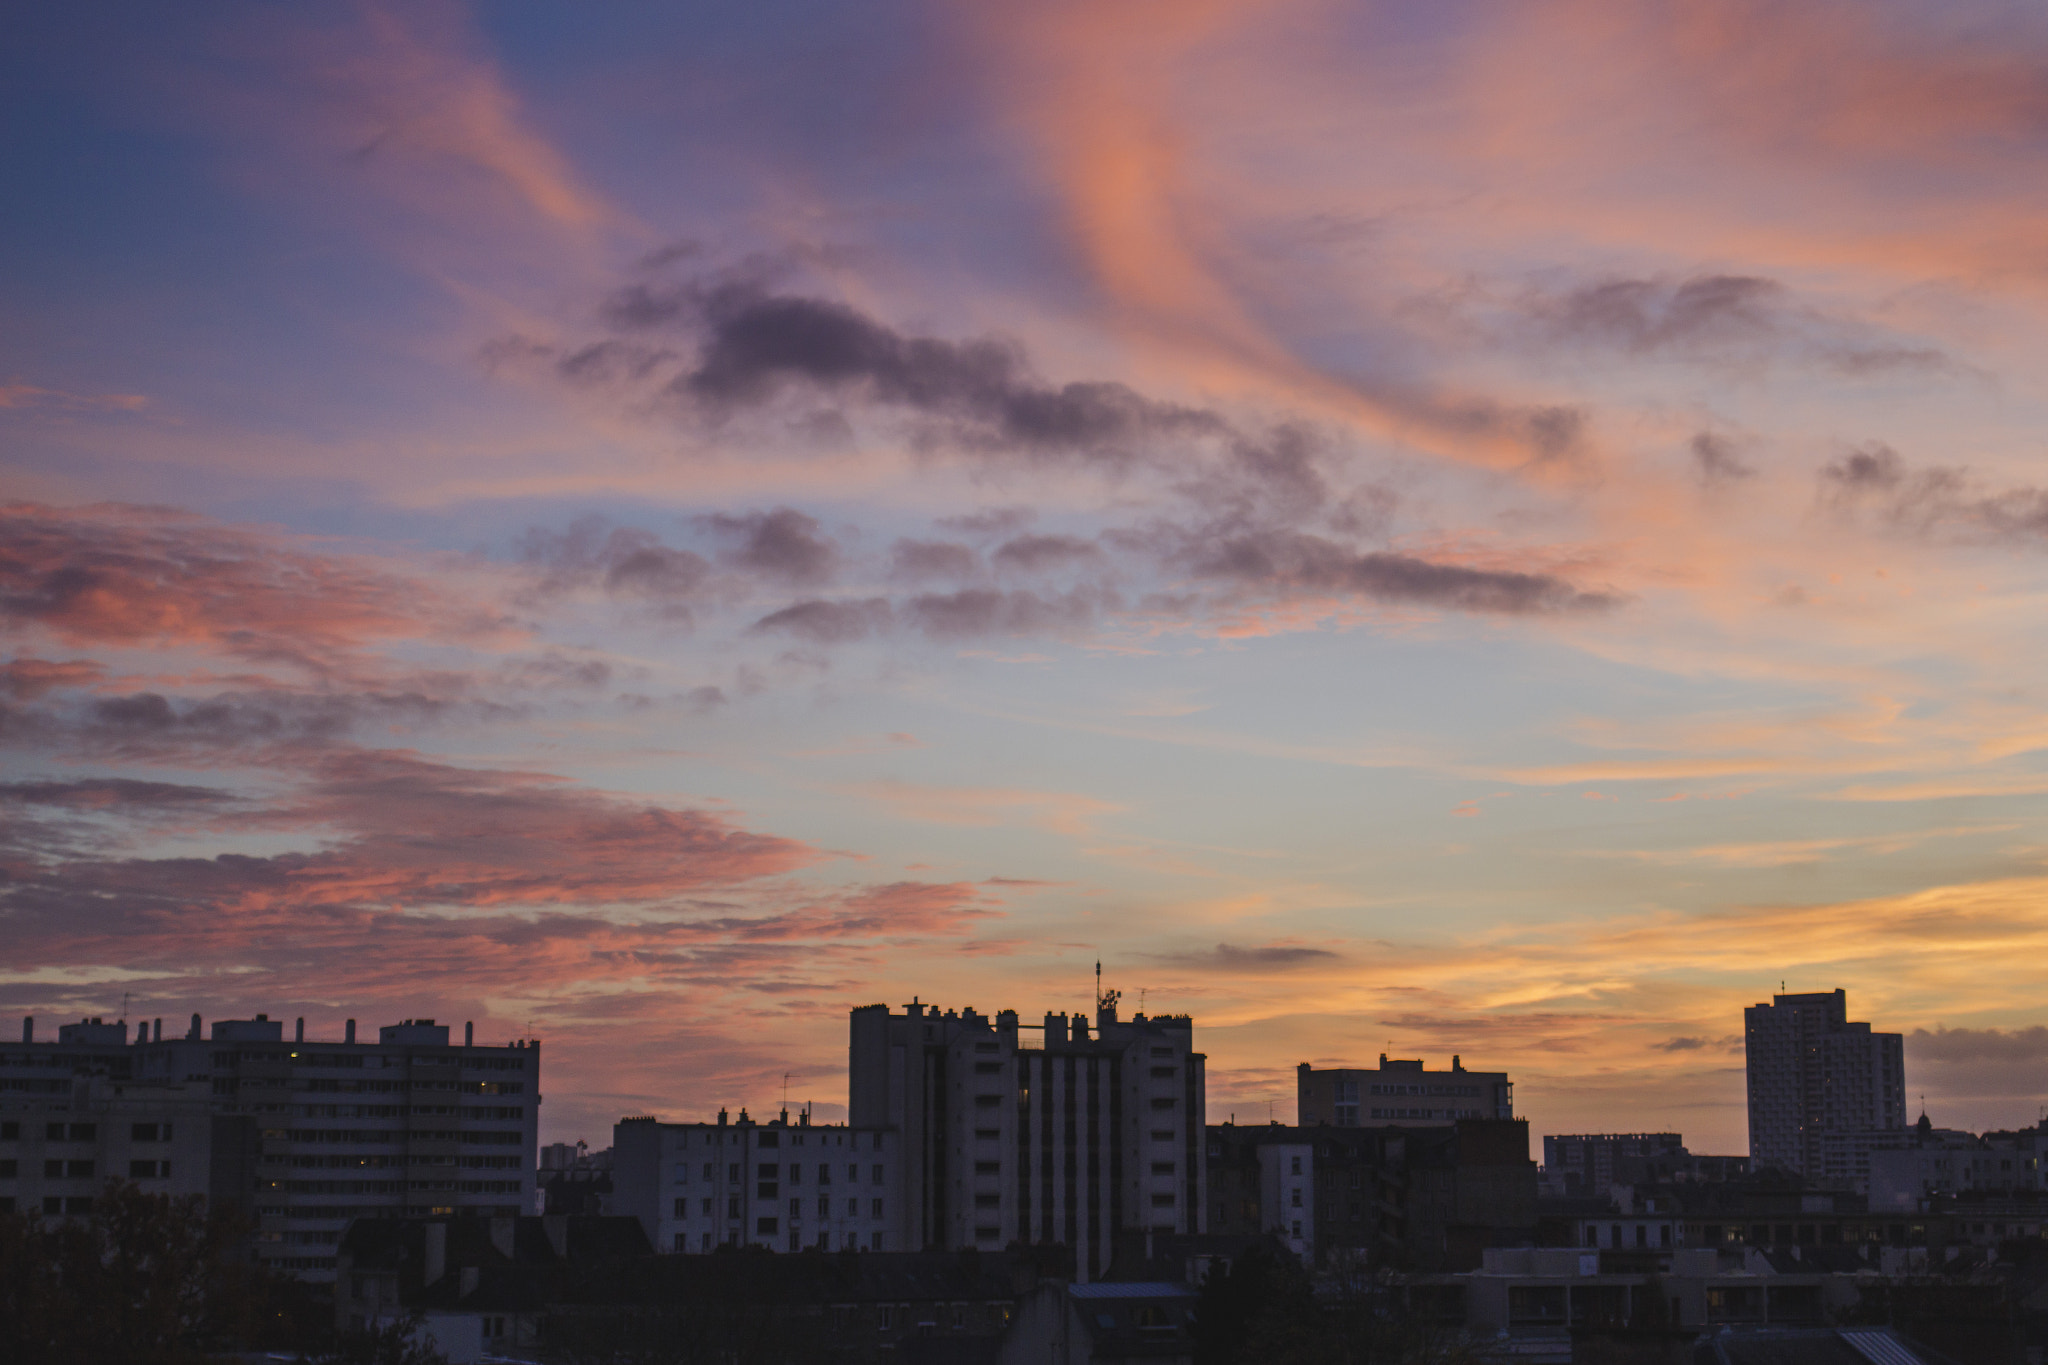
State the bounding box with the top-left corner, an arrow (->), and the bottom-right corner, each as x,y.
1206,1119 -> 1535,1271
612,1107 -> 902,1254
1297,1055 -> 1512,1128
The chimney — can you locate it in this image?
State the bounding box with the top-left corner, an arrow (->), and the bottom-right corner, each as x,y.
153,1018 -> 162,1043
295,1018 -> 305,1043
1044,1012 -> 1066,1046
465,1021 -> 474,1048
345,1018 -> 356,1044
717,1107 -> 728,1127
188,1013 -> 201,1040
1452,1055 -> 1463,1072
20,1017 -> 30,1044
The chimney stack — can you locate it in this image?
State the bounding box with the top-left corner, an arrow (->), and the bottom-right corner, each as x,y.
465,1021 -> 474,1047
345,1018 -> 356,1044
295,1017 -> 305,1043
188,1013 -> 201,1040
20,1017 -> 30,1044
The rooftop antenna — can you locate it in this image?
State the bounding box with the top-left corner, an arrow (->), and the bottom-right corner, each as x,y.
120,991 -> 130,1022
782,1073 -> 791,1108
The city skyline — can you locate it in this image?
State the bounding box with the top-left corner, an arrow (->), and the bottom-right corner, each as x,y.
7,3 -> 2048,1155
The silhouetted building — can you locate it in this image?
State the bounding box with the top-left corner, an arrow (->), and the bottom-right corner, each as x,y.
849,992 -> 1205,1276
5,1011 -> 540,1280
1744,990 -> 1904,1181
1541,1132 -> 1687,1196
1206,1119 -> 1536,1271
1296,1055 -> 1513,1128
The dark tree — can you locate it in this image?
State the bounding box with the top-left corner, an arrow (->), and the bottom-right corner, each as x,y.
0,1180 -> 278,1365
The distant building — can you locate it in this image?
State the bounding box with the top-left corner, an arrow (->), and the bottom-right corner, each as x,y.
538,1141 -> 612,1215
850,993 -> 1206,1275
1743,990 -> 1904,1180
2,1011 -> 540,1281
611,1108 -> 900,1253
1867,1115 -> 2048,1211
1297,1055 -> 1513,1128
1541,1132 -> 1687,1196
1206,1119 -> 1536,1271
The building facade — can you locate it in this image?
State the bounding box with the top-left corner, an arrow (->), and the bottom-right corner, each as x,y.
1297,1056 -> 1513,1128
612,1109 -> 901,1253
1744,990 -> 1905,1181
849,995 -> 1205,1274
1207,1119 -> 1537,1271
1541,1133 -> 1688,1197
1,1012 -> 540,1280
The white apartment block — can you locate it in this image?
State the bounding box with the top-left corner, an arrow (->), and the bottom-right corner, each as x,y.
612,1109 -> 899,1254
849,996 -> 1206,1277
2,1012 -> 540,1280
1743,990 -> 1904,1182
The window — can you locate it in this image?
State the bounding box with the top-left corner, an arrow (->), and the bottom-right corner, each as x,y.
975,1041 -> 998,1052
132,1123 -> 170,1141
974,1193 -> 1000,1209
0,1122 -> 15,1140
703,1162 -> 715,1180
674,1198 -> 689,1217
1291,1220 -> 1301,1238
973,1095 -> 1001,1108
757,1131 -> 778,1149
819,1164 -> 831,1185
130,1160 -> 169,1179
975,1128 -> 1001,1140
1155,1131 -> 1177,1142
849,1198 -> 859,1216
757,1217 -> 777,1235
974,1062 -> 1003,1074
673,1232 -> 687,1252
819,1195 -> 830,1218
1290,1156 -> 1302,1175
975,1225 -> 1001,1241
1152,1162 -> 1175,1175
727,1196 -> 741,1218
1150,1066 -> 1175,1078
728,1163 -> 741,1181
702,1232 -> 712,1251
1290,1188 -> 1301,1208
759,1164 -> 778,1179
788,1165 -> 801,1184
871,1231 -> 884,1250
69,1124 -> 94,1141
1150,1098 -> 1175,1110
790,1197 -> 801,1216
701,1198 -> 712,1216
849,1165 -> 860,1182
879,1306 -> 895,1330
45,1124 -> 64,1141
1151,1193 -> 1175,1207
975,1161 -> 1001,1175
758,1181 -> 778,1199
871,1164 -> 884,1185
789,1228 -> 800,1251
871,1198 -> 884,1219
0,1160 -> 14,1179
43,1196 -> 62,1214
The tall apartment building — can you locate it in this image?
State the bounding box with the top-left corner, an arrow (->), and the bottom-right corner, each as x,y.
1743,989 -> 1904,1181
612,1108 -> 900,1254
1297,1056 -> 1514,1128
848,994 -> 1205,1276
1,1012 -> 539,1280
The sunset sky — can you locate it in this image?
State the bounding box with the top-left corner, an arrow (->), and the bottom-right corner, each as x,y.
7,1 -> 2048,1154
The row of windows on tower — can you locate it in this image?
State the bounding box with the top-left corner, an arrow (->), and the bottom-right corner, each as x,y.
674,1196 -> 887,1221
674,1229 -> 886,1252
673,1163 -> 884,1186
